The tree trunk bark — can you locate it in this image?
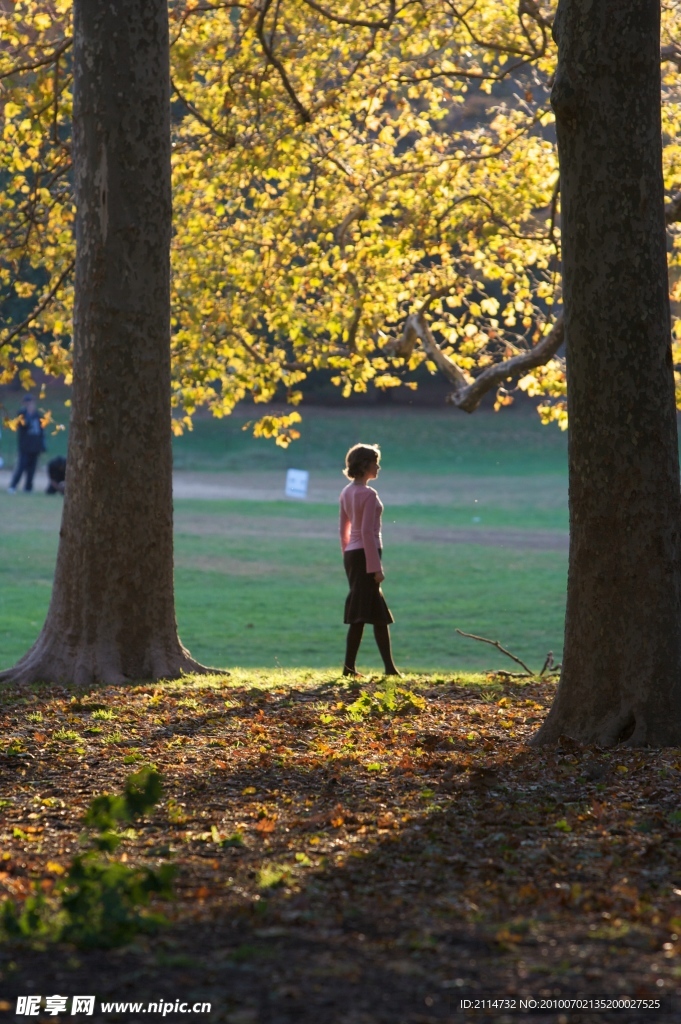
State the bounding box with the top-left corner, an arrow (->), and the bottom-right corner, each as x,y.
534,0 -> 681,745
1,0 -> 206,686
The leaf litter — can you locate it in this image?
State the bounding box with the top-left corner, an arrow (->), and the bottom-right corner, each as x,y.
1,669 -> 681,1021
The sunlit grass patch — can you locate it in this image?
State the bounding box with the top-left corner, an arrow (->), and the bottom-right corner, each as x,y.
52,729 -> 80,743
102,731 -> 125,745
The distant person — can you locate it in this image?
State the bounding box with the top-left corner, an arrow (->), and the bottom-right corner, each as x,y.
46,455 -> 66,495
7,394 -> 45,494
339,443 -> 400,677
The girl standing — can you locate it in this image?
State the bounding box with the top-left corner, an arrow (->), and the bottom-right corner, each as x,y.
339,443 -> 399,676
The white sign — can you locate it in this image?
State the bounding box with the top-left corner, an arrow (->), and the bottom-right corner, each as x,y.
285,468 -> 309,499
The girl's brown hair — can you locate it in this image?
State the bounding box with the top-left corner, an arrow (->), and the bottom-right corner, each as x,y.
343,443 -> 381,480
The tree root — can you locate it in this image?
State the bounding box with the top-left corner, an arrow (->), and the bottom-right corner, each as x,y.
531,702 -> 681,748
0,633 -> 224,688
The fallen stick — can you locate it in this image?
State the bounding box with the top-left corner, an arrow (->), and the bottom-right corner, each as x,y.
456,629 -> 533,675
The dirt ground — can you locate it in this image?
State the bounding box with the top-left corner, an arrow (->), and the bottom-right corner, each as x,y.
1,675 -> 680,1023
0,468 -> 568,509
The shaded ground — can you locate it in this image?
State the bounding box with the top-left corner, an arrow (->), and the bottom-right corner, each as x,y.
1,672 -> 680,1022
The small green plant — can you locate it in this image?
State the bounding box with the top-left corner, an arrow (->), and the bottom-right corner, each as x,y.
92,709 -> 116,721
103,731 -> 125,745
256,863 -> 291,889
1,767 -> 176,949
166,798 -> 189,825
347,682 -> 426,721
53,729 -> 80,743
26,711 -> 43,723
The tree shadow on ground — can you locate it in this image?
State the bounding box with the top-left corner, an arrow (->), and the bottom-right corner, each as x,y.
1,676 -> 680,1022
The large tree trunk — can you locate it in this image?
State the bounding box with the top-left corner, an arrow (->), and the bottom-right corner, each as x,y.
1,0 -> 205,686
534,0 -> 681,745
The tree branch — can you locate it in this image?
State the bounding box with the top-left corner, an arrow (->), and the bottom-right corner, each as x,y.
171,80 -> 236,147
386,309 -> 565,413
336,205 -> 365,246
0,39 -> 72,81
0,260 -> 75,348
448,316 -> 565,412
299,0 -> 396,29
384,184 -> 675,415
238,333 -> 305,372
256,0 -> 312,124
661,43 -> 681,68
455,629 -> 533,675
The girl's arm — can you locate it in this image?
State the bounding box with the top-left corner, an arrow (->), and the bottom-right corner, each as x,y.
360,491 -> 382,575
339,499 -> 351,552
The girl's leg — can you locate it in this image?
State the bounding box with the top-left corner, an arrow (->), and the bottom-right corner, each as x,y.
343,623 -> 364,675
373,623 -> 400,675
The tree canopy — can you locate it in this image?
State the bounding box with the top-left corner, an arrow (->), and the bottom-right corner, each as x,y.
2,0 -> 681,441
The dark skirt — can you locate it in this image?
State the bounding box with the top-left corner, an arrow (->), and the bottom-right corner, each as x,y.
343,548 -> 394,625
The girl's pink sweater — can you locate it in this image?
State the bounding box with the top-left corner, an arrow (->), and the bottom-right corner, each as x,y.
339,482 -> 383,574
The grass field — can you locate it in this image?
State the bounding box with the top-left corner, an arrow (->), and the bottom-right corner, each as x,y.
170,402 -> 570,477
0,401 -> 569,674
1,390 -> 569,477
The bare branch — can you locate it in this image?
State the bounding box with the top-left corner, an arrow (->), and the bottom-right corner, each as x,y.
456,629 -> 533,675
539,651 -> 553,676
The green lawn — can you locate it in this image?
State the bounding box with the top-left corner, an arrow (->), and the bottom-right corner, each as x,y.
171,403 -> 569,477
1,393 -> 570,672
173,526 -> 566,673
1,386 -> 569,478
